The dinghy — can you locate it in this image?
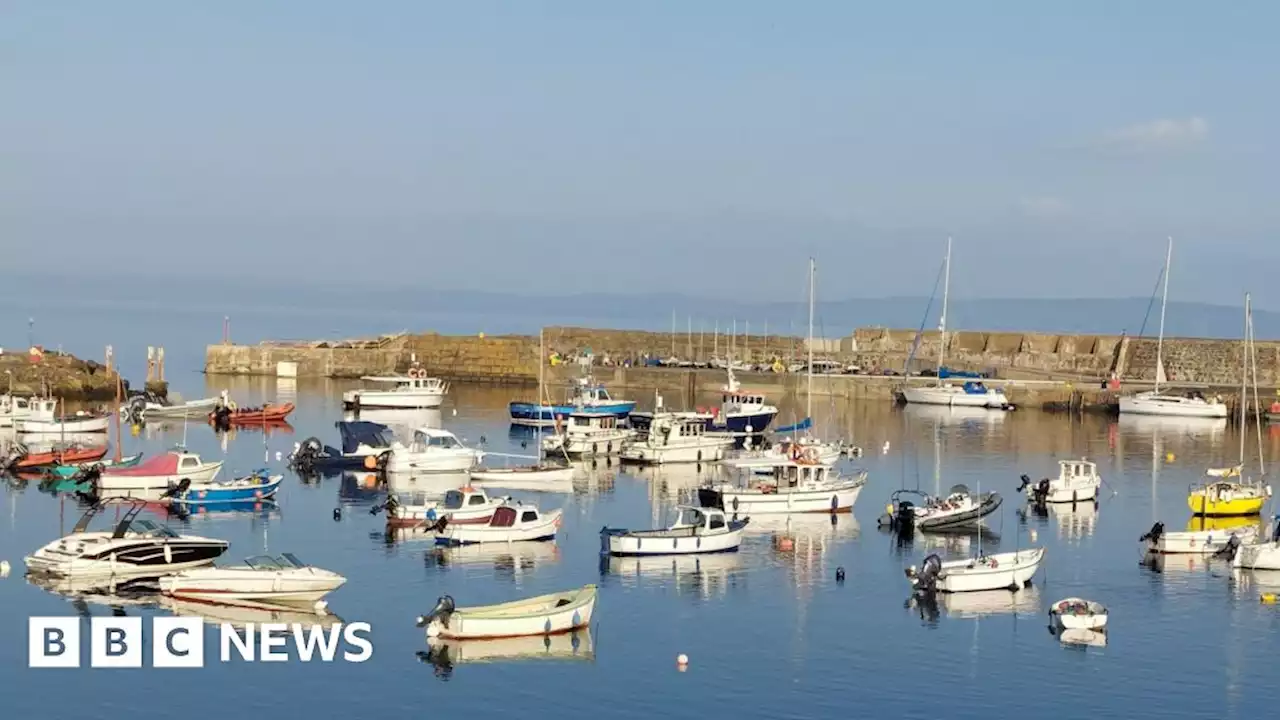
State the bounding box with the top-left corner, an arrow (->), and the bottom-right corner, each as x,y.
905,548 -> 1046,593
166,470 -> 283,506
1049,597 -> 1108,631
1139,520 -> 1259,554
159,553 -> 345,603
1017,458 -> 1102,504
433,503 -> 562,545
879,485 -> 1001,532
601,506 -> 747,556
1228,516 -> 1280,570
415,584 -> 596,639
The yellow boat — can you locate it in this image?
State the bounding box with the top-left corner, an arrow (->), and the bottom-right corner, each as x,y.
1187,478 -> 1269,517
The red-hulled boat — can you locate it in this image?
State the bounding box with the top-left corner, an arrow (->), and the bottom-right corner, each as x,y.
11,444 -> 109,469
209,402 -> 295,426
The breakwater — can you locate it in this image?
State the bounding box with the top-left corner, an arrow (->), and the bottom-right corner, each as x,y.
0,350 -> 143,401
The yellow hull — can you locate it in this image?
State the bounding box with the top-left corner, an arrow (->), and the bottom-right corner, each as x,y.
1187,493 -> 1266,517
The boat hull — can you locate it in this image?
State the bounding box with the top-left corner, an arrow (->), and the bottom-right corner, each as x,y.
1050,598 -> 1108,631
1187,492 -> 1267,517
385,452 -> 480,474
1027,481 -> 1100,504
19,416 -> 111,434
1119,393 -> 1229,418
97,463 -> 223,492
435,510 -> 562,545
469,466 -> 575,485
902,386 -> 1010,409
25,539 -> 228,580
917,494 -> 1002,530
699,480 -> 863,515
423,585 -> 595,640
1145,526 -> 1258,554
915,548 -> 1045,593
542,430 -> 636,457
1231,541 -> 1280,570
159,568 -> 345,603
342,390 -> 444,409
602,525 -> 745,556
620,440 -> 733,465
176,475 -> 282,504
509,402 -> 636,427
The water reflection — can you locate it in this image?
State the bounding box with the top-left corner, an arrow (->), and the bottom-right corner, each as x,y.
418,628 -> 595,680
339,471 -> 386,506
344,407 -> 442,430
1115,414 -> 1228,444
427,541 -> 561,583
600,552 -> 745,600
1047,500 -> 1099,541
385,471 -> 470,496
940,584 -> 1043,618
1058,627 -> 1108,648
161,596 -> 344,628
901,404 -> 1007,428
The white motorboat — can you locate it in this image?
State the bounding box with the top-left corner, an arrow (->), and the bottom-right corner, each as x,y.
879,485 -> 1002,532
385,427 -> 483,473
1228,518 -> 1280,570
1018,458 -> 1103,504
905,548 -> 1046,593
620,413 -> 735,465
95,449 -> 223,493
721,437 -> 849,475
158,553 -> 346,603
469,463 -> 577,492
1049,597 -> 1108,631
416,584 -> 596,639
24,499 -> 229,580
1139,520 -> 1259,554
541,411 -> 637,458
601,505 -> 747,556
633,367 -> 778,437
434,502 -> 562,545
122,394 -> 221,422
343,366 -> 449,409
377,485 -> 510,529
422,627 -> 594,669
17,398 -> 110,434
699,459 -> 866,515
1119,238 -> 1228,418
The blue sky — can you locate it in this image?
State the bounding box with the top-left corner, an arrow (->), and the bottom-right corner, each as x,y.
3,2 -> 1276,304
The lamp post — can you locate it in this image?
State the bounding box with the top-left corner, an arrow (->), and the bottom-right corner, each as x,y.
27,318 -> 34,350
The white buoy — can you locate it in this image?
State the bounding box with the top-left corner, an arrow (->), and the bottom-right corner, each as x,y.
0,560 -> 10,578
275,451 -> 282,461
1029,529 -> 1038,542
676,653 -> 689,666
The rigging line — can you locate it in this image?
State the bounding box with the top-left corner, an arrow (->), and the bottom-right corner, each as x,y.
903,256 -> 948,375
1134,262 -> 1166,342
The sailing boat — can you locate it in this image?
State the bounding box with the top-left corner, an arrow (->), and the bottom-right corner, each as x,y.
901,238 -> 1012,410
1187,293 -> 1271,516
1118,237 -> 1228,418
470,330 -> 575,489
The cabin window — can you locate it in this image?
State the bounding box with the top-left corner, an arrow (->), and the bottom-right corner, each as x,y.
443,491 -> 464,509
491,507 -> 517,527
709,516 -> 725,530
599,389 -> 611,400
180,458 -> 198,468
520,510 -> 538,523
468,494 -> 487,506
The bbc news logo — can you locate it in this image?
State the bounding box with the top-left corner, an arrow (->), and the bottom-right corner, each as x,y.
29,617 -> 373,668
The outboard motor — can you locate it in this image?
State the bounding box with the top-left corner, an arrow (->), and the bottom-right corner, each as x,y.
212,405 -> 232,431
1214,533 -> 1243,560
161,478 -> 192,499
907,553 -> 943,594
1015,474 -> 1032,494
290,437 -> 324,470
126,396 -> 148,424
894,501 -> 916,532
416,595 -> 457,629
1139,522 -> 1165,545
1032,479 -> 1051,505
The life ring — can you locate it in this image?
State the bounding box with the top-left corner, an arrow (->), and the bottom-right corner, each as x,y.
409,368 -> 421,378
790,444 -> 802,461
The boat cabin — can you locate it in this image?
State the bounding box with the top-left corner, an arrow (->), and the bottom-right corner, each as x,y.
569,377 -> 615,407
767,462 -> 837,489
650,416 -> 712,444
441,487 -> 494,510
671,505 -> 730,533
409,428 -> 467,451
488,503 -> 542,527
244,553 -> 306,571
567,412 -> 620,432
1058,459 -> 1099,482
718,368 -> 771,414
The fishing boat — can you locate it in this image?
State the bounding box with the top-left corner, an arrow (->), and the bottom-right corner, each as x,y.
421,627 -> 594,672
878,485 -> 1002,532
541,411 -> 637,458
384,428 -> 484,473
433,502 -> 562,545
0,394 -> 35,427
46,453 -> 143,478
209,401 -> 295,427
1139,520 -> 1259,554
374,485 -> 510,529
166,470 -> 283,505
901,239 -> 1012,411
629,367 -> 777,437
17,398 -> 111,434
289,421 -> 395,472
4,442 -> 108,471
509,375 -> 635,428
1017,458 -> 1103,504
1049,597 -> 1109,631
24,499 -> 229,580
699,456 -> 866,515
620,413 -> 735,465
1119,239 -> 1229,418
95,449 -> 224,493
1228,516 -> 1280,570
343,365 -> 449,409
415,584 -> 596,639
905,548 -> 1046,593
601,505 -> 747,556
158,553 -> 345,603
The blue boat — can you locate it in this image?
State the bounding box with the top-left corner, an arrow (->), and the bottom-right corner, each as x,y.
169,470 -> 282,505
509,376 -> 635,427
630,368 -> 777,442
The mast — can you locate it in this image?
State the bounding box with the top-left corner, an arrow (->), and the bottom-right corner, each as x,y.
807,257 -> 815,423
1154,237 -> 1172,393
1239,294 -> 1248,467
538,328 -> 545,456
936,237 -> 952,387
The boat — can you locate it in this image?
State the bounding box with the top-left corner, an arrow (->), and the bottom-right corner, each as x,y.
1229,516 -> 1280,570
905,548 -> 1046,593
620,413 -> 735,465
3,442 -> 108,471
343,365 -> 449,409
1017,458 -> 1103,504
16,398 -> 111,434
1188,470 -> 1270,517
209,401 -> 295,427
629,367 -> 777,436
433,502 -> 562,545
46,453 -> 143,478
601,505 -> 747,556
289,421 -> 395,472
901,238 -> 1012,411
167,470 -> 283,505
95,449 -> 224,493
385,427 -> 483,473
878,485 -> 1002,532
158,553 -> 345,603
375,485 -> 510,529
1119,239 -> 1229,418
122,393 -> 221,422
698,456 -> 866,515
541,411 -> 637,458
415,584 -> 596,639
0,394 -> 35,427
1049,597 -> 1108,631
1139,520 -> 1259,554
421,627 -> 593,673
24,498 -> 229,580
509,374 -> 635,428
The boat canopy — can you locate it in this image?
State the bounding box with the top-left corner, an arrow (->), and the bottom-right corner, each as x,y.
245,553 -> 306,570
774,417 -> 813,434
1206,465 -> 1242,478
337,421 -> 393,454
948,484 -> 971,496
940,367 -> 983,379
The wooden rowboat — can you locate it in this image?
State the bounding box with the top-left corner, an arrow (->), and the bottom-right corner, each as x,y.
11,444 -> 109,469
415,584 -> 596,640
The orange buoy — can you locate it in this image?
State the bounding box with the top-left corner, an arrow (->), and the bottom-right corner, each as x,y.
364,455 -> 378,470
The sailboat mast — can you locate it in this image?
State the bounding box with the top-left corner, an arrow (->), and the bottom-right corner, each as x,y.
807,257 -> 815,423
1155,237 -> 1172,393
1239,294 -> 1248,465
936,237 -> 952,387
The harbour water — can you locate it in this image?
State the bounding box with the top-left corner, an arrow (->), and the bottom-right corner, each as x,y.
4,367 -> 1280,719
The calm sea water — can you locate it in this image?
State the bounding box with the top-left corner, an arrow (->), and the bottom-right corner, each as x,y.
3,368 -> 1280,719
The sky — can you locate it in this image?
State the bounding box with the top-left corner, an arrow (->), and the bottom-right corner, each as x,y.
3,2 -> 1277,305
